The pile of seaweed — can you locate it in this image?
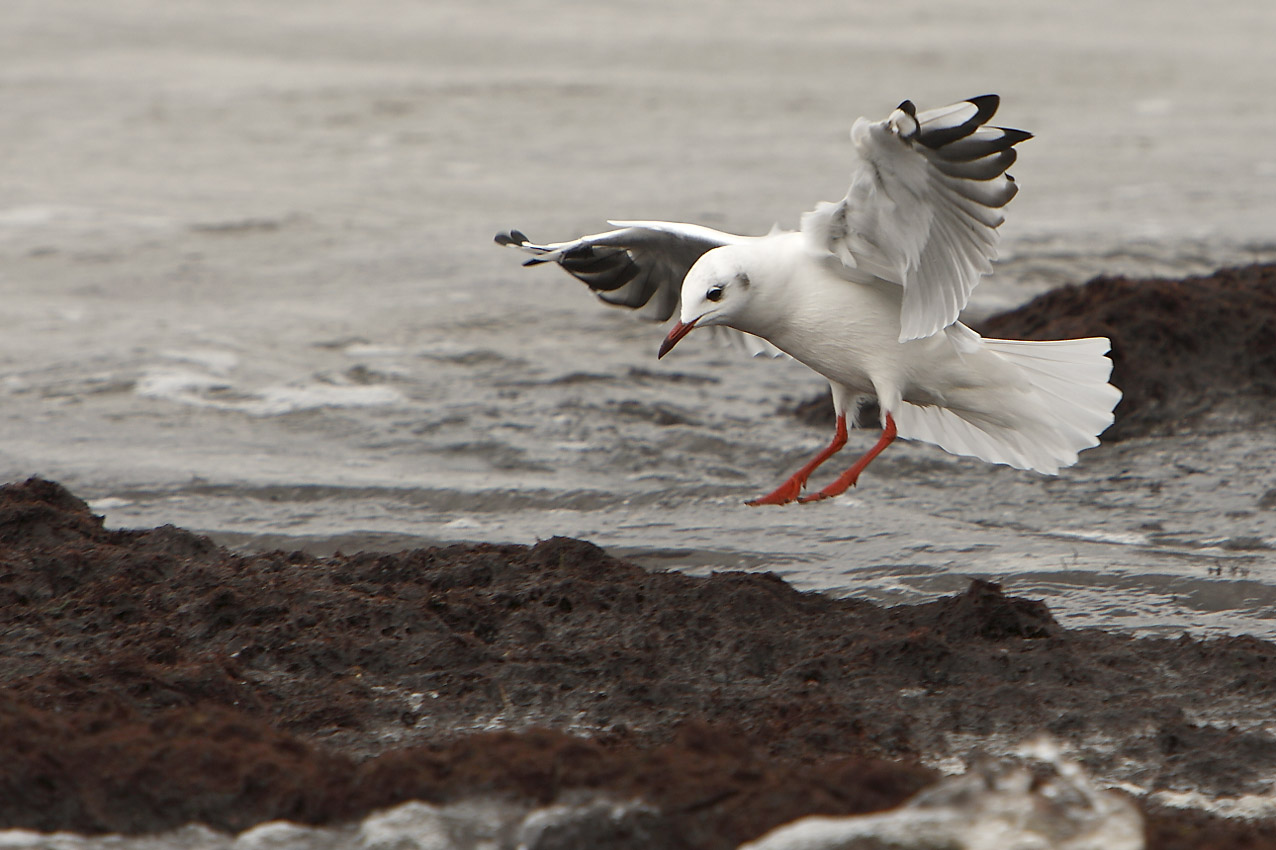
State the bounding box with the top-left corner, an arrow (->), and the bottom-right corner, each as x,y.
3,478 -> 1276,848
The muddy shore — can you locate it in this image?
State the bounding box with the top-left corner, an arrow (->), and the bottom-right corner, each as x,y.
4,476 -> 1276,849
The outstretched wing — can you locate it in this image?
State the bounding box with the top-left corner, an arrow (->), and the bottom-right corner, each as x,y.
801,95 -> 1030,342
496,221 -> 749,322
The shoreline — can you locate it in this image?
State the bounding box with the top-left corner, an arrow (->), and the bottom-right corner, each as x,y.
5,477 -> 1276,848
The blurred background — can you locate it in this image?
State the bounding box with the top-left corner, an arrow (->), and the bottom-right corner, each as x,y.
2,0 -> 1275,636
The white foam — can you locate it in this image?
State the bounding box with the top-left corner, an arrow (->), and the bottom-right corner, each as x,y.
134,367 -> 404,416
245,384 -> 405,416
1150,788 -> 1276,820
1048,528 -> 1153,547
135,367 -> 229,400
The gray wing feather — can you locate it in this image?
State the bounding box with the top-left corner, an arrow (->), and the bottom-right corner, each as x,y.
801,95 -> 1032,342
496,221 -> 747,321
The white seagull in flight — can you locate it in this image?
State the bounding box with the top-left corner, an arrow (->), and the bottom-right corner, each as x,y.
497,95 -> 1120,505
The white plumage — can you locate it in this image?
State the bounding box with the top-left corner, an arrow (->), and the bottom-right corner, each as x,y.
497,95 -> 1121,505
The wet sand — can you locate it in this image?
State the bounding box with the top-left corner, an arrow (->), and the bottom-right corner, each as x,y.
4,475 -> 1276,849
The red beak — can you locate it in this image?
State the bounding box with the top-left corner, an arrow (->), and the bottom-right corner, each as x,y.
658,318 -> 698,359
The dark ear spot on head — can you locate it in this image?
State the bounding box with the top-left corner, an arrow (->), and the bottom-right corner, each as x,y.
737,272 -> 750,289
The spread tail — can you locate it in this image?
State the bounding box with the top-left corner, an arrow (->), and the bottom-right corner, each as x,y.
893,337 -> 1121,474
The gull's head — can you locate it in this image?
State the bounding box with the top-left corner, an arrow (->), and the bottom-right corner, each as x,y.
658,249 -> 752,359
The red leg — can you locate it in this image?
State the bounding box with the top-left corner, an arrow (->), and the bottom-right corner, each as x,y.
746,414 -> 849,506
798,413 -> 897,504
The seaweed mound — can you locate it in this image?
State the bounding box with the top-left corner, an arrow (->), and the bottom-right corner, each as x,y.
4,478 -> 1276,849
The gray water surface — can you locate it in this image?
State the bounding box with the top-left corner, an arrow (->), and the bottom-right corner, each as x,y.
3,0 -> 1276,643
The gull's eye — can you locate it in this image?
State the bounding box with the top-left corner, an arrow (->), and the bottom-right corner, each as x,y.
706,285 -> 724,302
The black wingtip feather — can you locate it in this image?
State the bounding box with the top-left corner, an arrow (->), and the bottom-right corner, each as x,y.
967,94 -> 1000,123
934,126 -> 1033,161
495,230 -> 532,247
558,246 -> 643,292
916,94 -> 1011,151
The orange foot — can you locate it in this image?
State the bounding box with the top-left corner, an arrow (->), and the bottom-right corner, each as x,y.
795,413 -> 897,505
796,477 -> 858,504
745,414 -> 850,507
745,478 -> 806,506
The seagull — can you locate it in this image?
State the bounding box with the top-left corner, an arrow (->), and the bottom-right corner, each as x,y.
497,95 -> 1121,505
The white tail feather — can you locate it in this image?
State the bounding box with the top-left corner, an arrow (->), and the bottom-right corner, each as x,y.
894,337 -> 1120,474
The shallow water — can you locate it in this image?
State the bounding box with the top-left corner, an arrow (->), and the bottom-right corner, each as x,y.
3,0 -> 1275,646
